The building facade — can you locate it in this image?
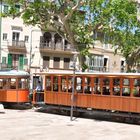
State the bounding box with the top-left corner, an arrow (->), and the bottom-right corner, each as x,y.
0,3 -> 126,89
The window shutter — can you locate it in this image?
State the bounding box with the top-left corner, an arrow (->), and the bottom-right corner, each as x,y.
64,58 -> 70,69
43,56 -> 50,68
53,57 -> 60,68
24,58 -> 28,65
2,57 -> 6,64
8,54 -> 12,68
19,55 -> 24,70
40,36 -> 44,43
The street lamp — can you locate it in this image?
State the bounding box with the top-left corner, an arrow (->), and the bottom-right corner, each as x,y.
70,50 -> 79,121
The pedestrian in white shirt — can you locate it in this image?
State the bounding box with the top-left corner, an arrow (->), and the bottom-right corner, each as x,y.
35,81 -> 42,102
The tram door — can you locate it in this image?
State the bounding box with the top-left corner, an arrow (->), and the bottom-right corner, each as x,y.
33,76 -> 39,89
33,76 -> 44,102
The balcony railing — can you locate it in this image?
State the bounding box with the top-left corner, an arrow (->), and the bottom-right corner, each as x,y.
8,40 -> 26,47
7,40 -> 26,53
89,66 -> 109,72
40,42 -> 74,52
0,64 -> 23,71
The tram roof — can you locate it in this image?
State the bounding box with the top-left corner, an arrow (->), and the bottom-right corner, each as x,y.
34,71 -> 140,76
0,70 -> 30,76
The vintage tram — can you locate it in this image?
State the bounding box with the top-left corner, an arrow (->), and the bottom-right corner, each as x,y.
33,72 -> 140,118
0,70 -> 30,107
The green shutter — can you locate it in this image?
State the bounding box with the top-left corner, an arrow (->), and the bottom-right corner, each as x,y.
19,55 -> 24,70
24,58 -> 28,65
8,54 -> 12,68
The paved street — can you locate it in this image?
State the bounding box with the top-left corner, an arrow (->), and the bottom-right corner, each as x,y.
0,108 -> 140,140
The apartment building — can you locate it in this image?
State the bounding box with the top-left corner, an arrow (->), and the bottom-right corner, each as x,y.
88,33 -> 125,73
0,4 -> 77,70
0,3 -> 126,88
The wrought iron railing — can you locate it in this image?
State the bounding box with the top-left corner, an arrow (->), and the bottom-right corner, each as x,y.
89,66 -> 109,72
8,40 -> 26,48
40,42 -> 74,51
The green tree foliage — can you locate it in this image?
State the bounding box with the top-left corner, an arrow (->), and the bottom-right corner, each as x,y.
2,0 -> 140,71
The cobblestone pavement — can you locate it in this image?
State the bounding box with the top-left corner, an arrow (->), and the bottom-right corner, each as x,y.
0,108 -> 140,140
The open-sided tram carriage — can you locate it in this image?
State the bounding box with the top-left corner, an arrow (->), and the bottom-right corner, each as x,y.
0,70 -> 30,107
33,72 -> 140,119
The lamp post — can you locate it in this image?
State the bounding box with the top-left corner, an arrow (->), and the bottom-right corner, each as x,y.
29,29 -> 41,73
29,28 -> 41,99
70,51 -> 78,121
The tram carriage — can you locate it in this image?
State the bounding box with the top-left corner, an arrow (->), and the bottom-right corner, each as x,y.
0,70 -> 30,106
33,72 -> 140,114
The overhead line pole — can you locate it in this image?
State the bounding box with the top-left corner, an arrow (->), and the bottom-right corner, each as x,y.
70,51 -> 78,121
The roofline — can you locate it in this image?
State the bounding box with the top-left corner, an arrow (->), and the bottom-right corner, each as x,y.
0,70 -> 30,76
34,71 -> 140,76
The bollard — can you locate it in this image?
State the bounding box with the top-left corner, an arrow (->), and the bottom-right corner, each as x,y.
0,104 -> 5,113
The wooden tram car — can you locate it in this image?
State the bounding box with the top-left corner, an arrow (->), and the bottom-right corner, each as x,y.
33,72 -> 140,115
0,70 -> 30,106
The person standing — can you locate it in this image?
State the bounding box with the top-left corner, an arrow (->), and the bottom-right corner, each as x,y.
35,81 -> 42,102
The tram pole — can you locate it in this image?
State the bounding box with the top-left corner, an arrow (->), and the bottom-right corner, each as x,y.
70,51 -> 78,121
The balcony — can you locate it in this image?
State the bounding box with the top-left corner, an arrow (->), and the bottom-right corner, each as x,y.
89,66 -> 109,72
40,42 -> 75,54
7,41 -> 27,53
0,64 -> 19,70
0,63 -> 28,71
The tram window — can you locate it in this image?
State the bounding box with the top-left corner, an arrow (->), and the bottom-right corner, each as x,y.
103,78 -> 110,85
53,76 -> 58,92
134,79 -> 140,86
94,78 -> 101,94
3,79 -> 7,89
18,79 -> 22,88
18,78 -> 28,89
0,79 -> 3,89
10,78 -> 16,89
102,78 -> 110,95
84,77 -> 91,94
113,78 -> 120,86
123,79 -> 129,86
68,77 -> 72,92
133,79 -> 140,97
76,77 -> 82,93
25,79 -> 29,89
3,79 -> 10,89
61,77 -> 67,92
113,78 -> 120,96
46,76 -> 51,91
122,87 -> 130,96
122,79 -> 130,96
